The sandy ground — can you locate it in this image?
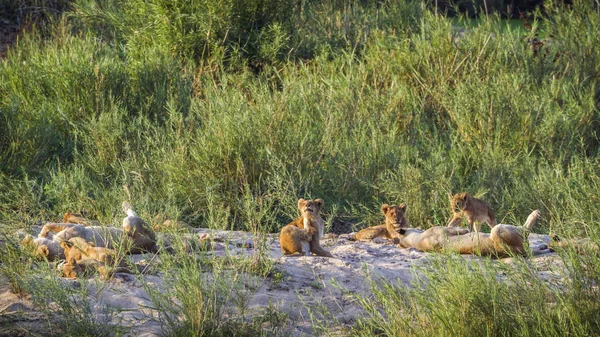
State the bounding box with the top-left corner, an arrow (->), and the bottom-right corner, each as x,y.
0,227 -> 566,336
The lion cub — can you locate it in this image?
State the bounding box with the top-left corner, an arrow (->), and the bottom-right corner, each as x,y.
60,237 -> 117,265
447,192 -> 496,232
279,198 -> 333,257
352,204 -> 409,242
21,234 -> 65,260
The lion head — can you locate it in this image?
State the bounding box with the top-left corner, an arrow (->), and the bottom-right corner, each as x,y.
452,192 -> 470,211
62,212 -> 85,224
381,203 -> 409,231
298,198 -> 324,219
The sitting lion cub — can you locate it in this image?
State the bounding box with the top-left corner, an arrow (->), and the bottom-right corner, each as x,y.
351,204 -> 409,242
279,198 -> 333,257
447,192 -> 497,232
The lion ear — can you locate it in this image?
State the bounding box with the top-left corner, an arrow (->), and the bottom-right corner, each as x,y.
399,203 -> 407,213
21,235 -> 33,245
462,193 -> 468,201
297,199 -> 305,209
315,199 -> 324,210
381,204 -> 390,214
38,245 -> 50,257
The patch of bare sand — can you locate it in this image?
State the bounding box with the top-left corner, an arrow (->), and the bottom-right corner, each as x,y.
0,229 -> 567,336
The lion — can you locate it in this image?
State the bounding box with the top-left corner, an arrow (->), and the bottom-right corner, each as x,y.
549,234 -> 599,254
21,234 -> 65,260
62,256 -> 131,280
279,198 -> 333,257
447,192 -> 497,232
397,209 -> 540,257
60,237 -> 118,265
152,213 -> 193,232
62,212 -> 102,226
39,201 -> 158,254
351,203 -> 409,242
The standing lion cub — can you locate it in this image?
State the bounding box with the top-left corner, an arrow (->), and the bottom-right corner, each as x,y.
279,198 -> 333,257
447,192 -> 497,232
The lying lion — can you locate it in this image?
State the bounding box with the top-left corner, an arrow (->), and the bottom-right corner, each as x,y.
37,201 -> 158,258
21,234 -> 65,260
350,203 -> 409,242
396,210 -> 541,257
60,237 -> 118,265
60,237 -> 131,279
62,256 -> 132,280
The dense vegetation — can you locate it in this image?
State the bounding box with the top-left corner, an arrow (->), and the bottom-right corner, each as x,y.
2,0 -> 598,236
1,1 -> 600,336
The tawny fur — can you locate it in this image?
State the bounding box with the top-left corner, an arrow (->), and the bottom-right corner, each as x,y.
549,234 -> 599,254
60,237 -> 118,265
21,234 -> 65,260
397,210 -> 541,257
352,204 -> 409,242
62,212 -> 93,225
39,201 -> 158,254
62,256 -> 131,280
279,198 -> 333,257
152,213 -> 193,232
447,192 -> 497,232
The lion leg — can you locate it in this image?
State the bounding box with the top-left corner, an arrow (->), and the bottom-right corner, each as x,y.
280,226 -> 313,255
445,227 -> 470,236
353,228 -> 381,241
467,218 -> 475,232
39,223 -> 77,238
491,225 -> 525,256
523,210 -> 540,232
309,242 -> 333,257
446,213 -> 462,227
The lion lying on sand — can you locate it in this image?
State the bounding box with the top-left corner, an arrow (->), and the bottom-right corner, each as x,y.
350,203 -> 409,242
34,201 -> 158,259
60,237 -> 132,279
395,209 -> 541,257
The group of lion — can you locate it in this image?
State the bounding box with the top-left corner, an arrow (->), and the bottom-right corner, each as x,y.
19,194 -> 589,279
279,193 -> 546,258
21,201 -> 158,279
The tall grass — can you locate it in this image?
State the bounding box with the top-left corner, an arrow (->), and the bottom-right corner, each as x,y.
0,1 -> 598,235
1,2 -> 599,335
142,235 -> 286,336
350,252 -> 600,337
23,272 -> 123,336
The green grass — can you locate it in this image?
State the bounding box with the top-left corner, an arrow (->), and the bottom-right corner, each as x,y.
1,0 -> 600,335
2,1 -> 598,235
350,251 -> 600,337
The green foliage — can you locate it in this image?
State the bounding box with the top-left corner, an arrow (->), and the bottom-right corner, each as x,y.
351,254 -> 600,337
23,271 -> 123,336
0,235 -> 33,295
0,0 -> 71,26
143,239 -> 284,336
0,1 -> 598,236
